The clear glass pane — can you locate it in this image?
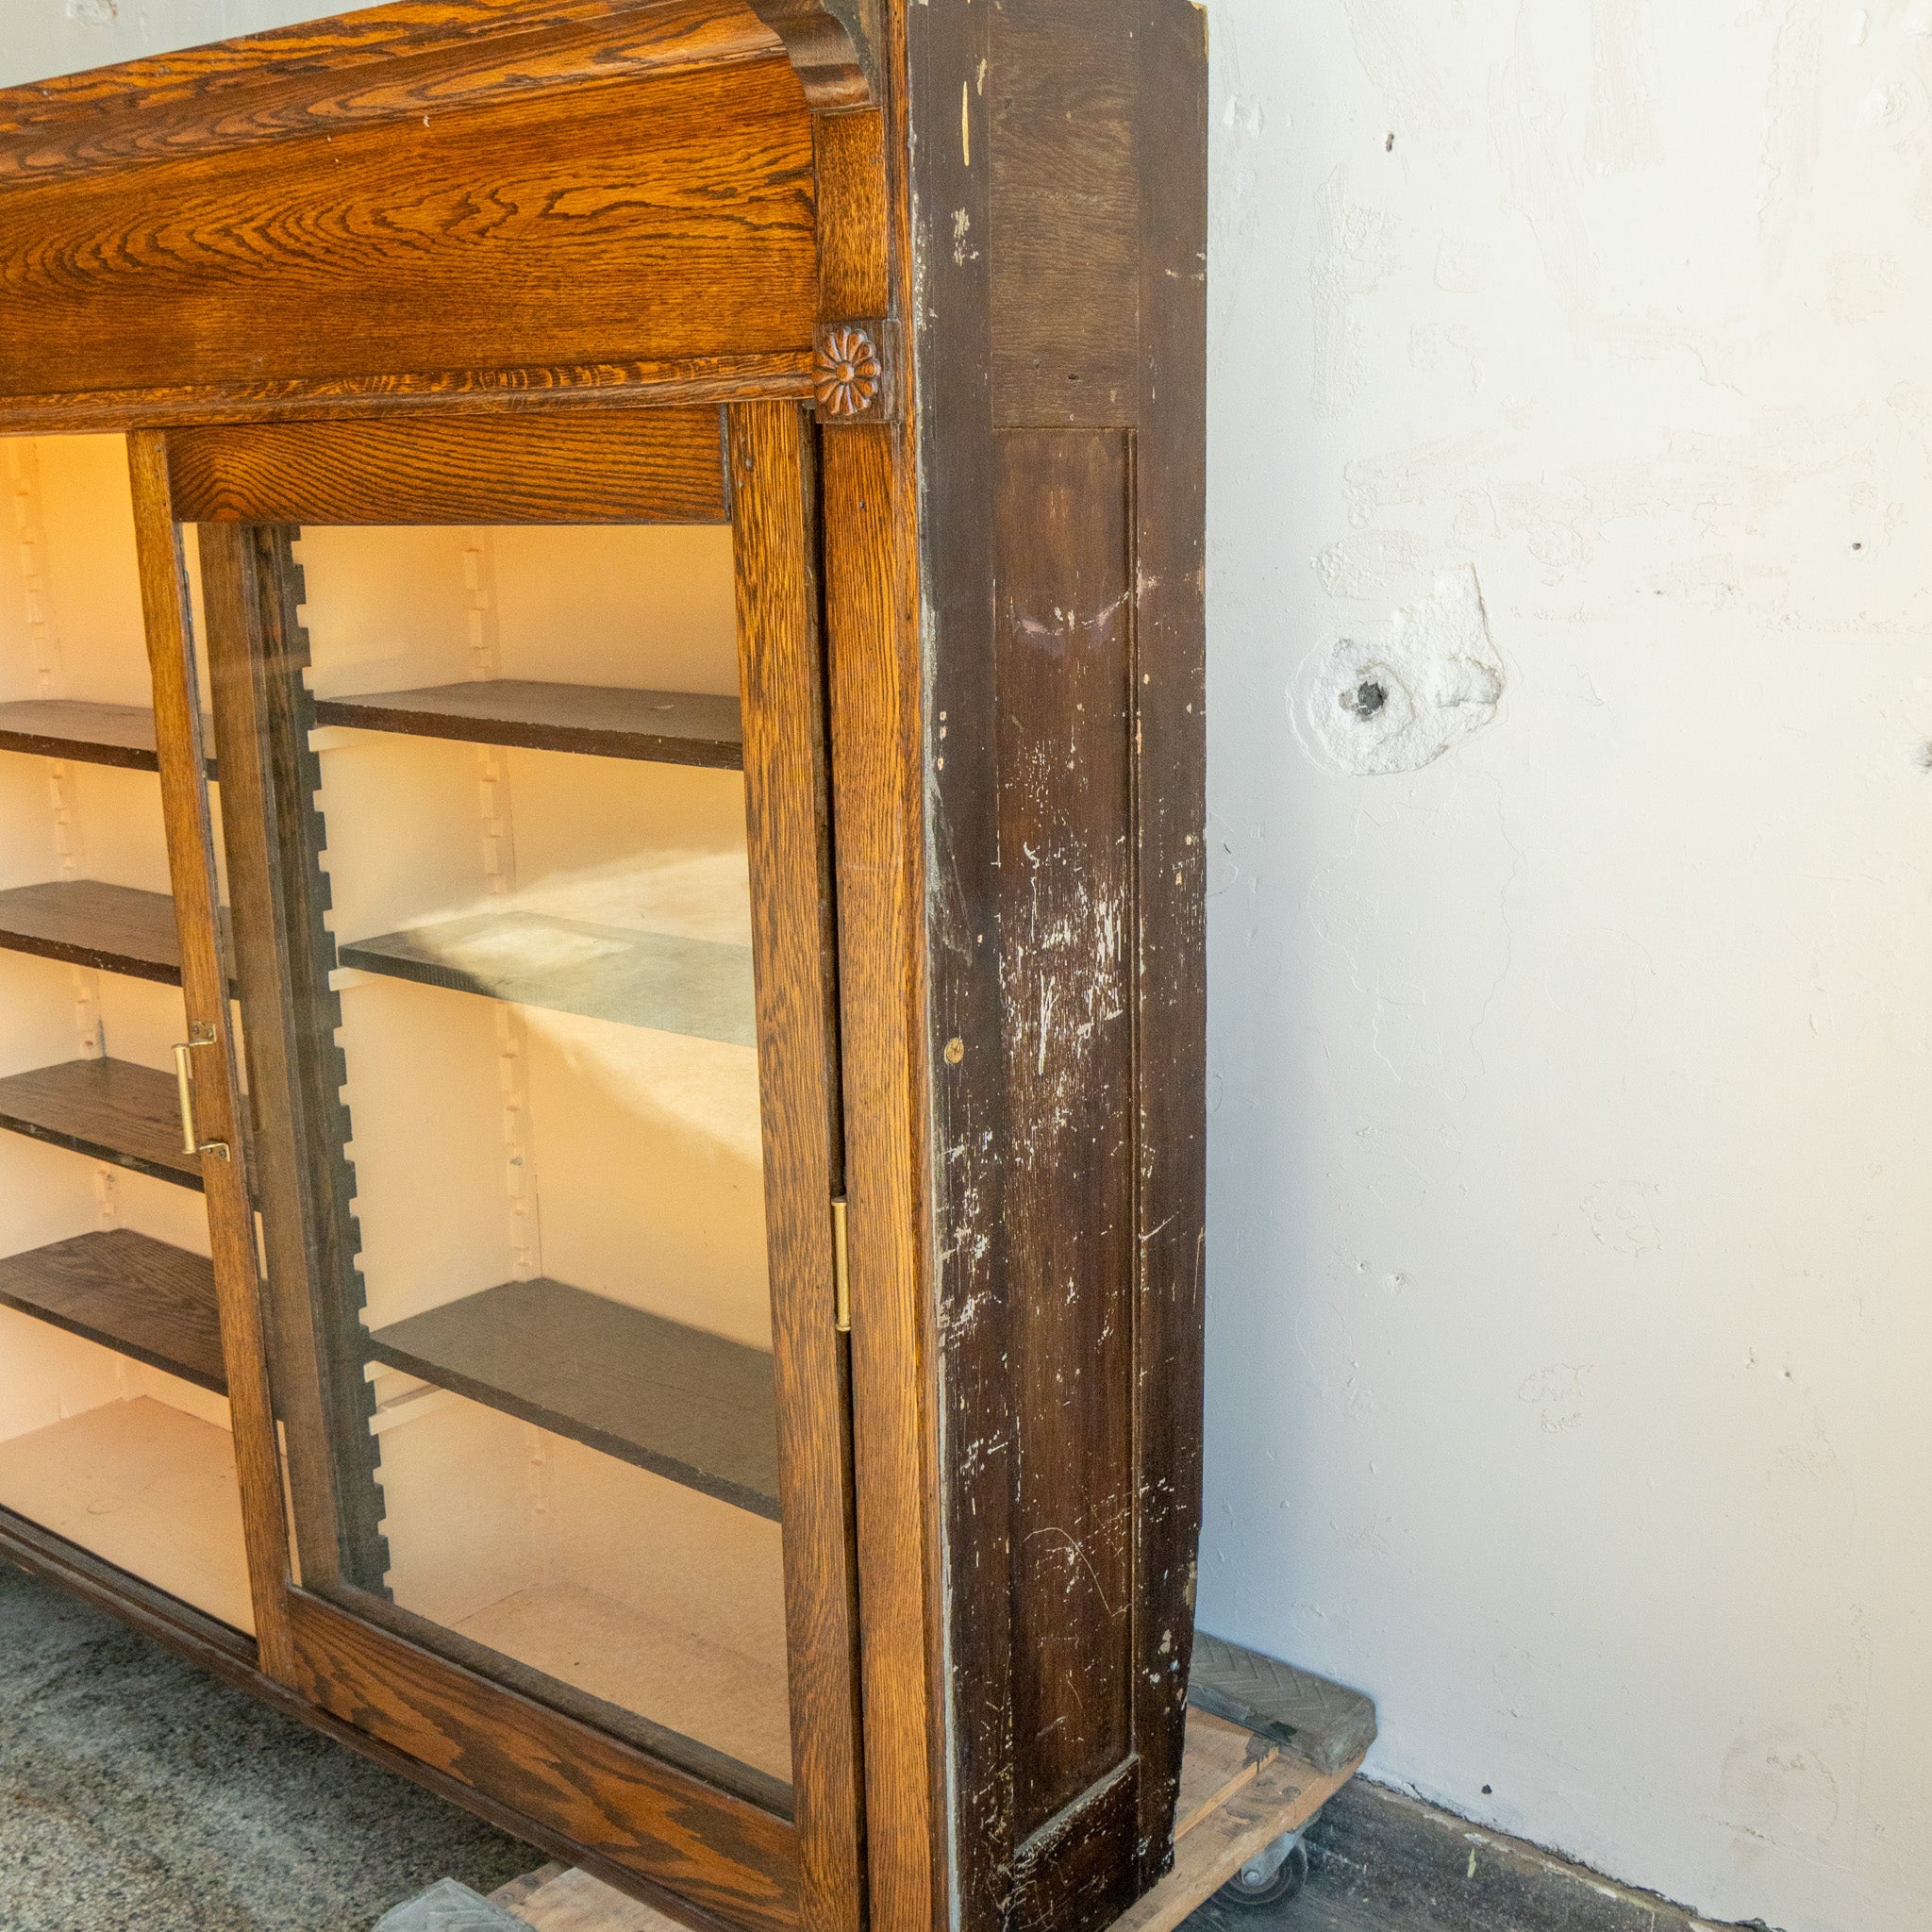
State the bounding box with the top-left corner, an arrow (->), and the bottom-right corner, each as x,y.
271,521 -> 790,1792
0,434 -> 250,1633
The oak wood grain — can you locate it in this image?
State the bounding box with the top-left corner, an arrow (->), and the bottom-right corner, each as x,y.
728,400 -> 864,1932
368,1276 -> 782,1518
0,1228 -> 225,1392
0,58 -> 817,409
0,353 -> 816,439
822,420 -> 941,1932
129,428 -> 302,1677
312,679 -> 742,768
0,879 -> 182,982
0,1057 -> 205,1190
0,5 -> 782,187
286,1589 -> 804,1932
812,107 -> 891,325
168,410 -> 729,526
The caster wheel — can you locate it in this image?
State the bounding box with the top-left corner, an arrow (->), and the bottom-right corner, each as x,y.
1219,1839 -> 1307,1909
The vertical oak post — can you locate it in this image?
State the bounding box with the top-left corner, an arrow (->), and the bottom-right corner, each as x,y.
126,430 -> 299,1681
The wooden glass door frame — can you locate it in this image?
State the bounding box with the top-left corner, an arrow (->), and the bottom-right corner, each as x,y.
126,404 -> 864,1932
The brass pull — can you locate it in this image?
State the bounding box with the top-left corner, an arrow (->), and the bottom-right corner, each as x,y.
832,1195 -> 851,1334
173,1029 -> 231,1163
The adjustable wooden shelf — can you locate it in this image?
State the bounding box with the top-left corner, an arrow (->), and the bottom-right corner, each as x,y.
0,7 -> 1207,1932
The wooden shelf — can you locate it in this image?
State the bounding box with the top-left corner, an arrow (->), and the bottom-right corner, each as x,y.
0,1229 -> 225,1392
0,699 -> 154,771
0,880 -> 182,983
0,699 -> 215,775
453,1579 -> 792,1786
339,910 -> 757,1044
311,680 -> 743,771
0,1058 -> 205,1190
369,1277 -> 780,1520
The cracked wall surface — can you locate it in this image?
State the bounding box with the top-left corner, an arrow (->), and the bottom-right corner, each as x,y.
1204,7 -> 1932,1932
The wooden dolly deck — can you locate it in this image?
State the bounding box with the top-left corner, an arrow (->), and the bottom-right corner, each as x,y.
380,1639 -> 1378,1932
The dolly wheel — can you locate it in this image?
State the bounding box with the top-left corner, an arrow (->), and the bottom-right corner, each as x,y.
1219,1839 -> 1307,1908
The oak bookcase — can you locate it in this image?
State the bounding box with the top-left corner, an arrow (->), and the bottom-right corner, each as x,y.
0,7 -> 1207,1932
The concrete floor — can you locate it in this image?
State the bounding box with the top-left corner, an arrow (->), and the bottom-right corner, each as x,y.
0,1557 -> 1405,1932
0,1560 -> 531,1931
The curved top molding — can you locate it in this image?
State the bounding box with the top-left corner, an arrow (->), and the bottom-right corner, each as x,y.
744,0 -> 882,108
0,0 -> 880,186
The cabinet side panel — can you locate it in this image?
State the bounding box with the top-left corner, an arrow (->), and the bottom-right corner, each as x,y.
909,2 -> 1208,1928
993,429 -> 1136,1840
1128,0 -> 1210,1890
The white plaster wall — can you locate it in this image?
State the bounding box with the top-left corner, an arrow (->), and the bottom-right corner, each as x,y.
1201,7 -> 1932,1932
6,4 -> 1929,1930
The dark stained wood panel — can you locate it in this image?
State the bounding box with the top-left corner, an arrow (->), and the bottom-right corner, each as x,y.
312,679 -> 742,768
0,699 -> 159,771
168,410 -> 729,526
0,1057 -> 205,1190
994,429 -> 1137,1842
0,56 -> 818,410
0,880 -> 182,983
989,0 -> 1140,428
340,911 -> 757,1043
1126,0 -> 1211,1890
369,1276 -> 781,1518
0,1228 -> 225,1391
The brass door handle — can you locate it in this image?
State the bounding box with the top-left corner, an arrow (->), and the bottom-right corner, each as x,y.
173,1030 -> 232,1162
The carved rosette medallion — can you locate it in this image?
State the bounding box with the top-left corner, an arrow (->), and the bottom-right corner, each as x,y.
813,324 -> 885,420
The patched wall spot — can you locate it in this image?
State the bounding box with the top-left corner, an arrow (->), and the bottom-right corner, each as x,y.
1291,566 -> 1504,776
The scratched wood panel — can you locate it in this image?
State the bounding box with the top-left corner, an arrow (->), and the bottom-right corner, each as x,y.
1127,0 -> 1211,1886
900,4 -> 1007,1926
908,4 -> 1206,1930
993,427 -> 1137,1841
0,55 -> 817,406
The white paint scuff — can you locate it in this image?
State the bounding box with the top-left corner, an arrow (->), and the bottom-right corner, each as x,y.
1291,567 -> 1503,777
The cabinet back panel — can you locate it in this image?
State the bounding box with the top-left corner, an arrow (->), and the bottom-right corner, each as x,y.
19,435 -> 149,708
64,765 -> 173,896
370,1389 -> 791,1784
0,1286 -> 123,1437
